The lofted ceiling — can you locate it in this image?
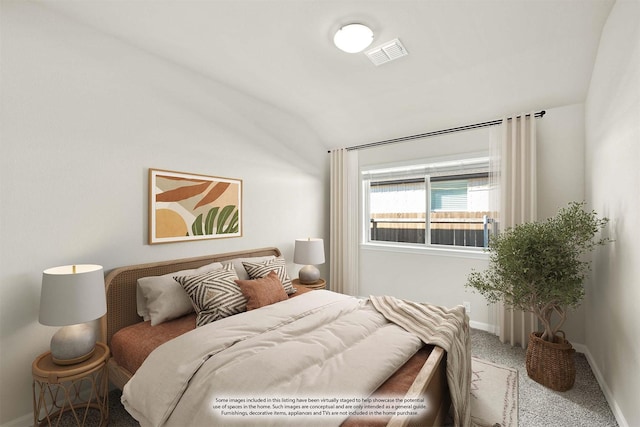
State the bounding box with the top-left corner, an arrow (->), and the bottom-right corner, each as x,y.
38,0 -> 614,150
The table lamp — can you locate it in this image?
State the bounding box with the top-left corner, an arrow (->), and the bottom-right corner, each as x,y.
294,238 -> 325,284
39,264 -> 106,365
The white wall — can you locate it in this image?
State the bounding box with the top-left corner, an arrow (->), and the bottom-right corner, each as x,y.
3,0 -> 632,425
0,2 -> 328,424
536,103 -> 587,344
584,1 -> 640,426
358,128 -> 495,330
357,104 -> 586,338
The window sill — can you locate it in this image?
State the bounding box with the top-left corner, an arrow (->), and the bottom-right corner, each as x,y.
361,242 -> 489,260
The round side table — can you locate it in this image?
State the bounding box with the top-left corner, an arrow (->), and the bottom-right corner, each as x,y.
32,342 -> 109,427
292,278 -> 326,291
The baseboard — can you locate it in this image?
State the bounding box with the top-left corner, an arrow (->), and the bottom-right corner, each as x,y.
471,324 -> 589,354
572,341 -> 587,354
582,347 -> 630,427
0,413 -> 31,427
469,320 -> 498,334
568,343 -> 629,426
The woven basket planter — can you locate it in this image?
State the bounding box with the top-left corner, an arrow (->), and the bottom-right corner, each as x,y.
526,331 -> 576,391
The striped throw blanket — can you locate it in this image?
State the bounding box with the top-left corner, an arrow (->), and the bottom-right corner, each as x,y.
370,295 -> 471,427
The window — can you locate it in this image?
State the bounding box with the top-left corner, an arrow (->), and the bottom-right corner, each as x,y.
363,155 -> 494,249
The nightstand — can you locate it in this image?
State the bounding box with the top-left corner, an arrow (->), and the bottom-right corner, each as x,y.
32,342 -> 109,427
292,278 -> 326,291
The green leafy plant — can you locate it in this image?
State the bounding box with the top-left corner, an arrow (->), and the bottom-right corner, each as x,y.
191,205 -> 239,236
466,201 -> 609,342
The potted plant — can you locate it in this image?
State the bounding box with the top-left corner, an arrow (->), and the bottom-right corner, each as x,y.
466,201 -> 609,391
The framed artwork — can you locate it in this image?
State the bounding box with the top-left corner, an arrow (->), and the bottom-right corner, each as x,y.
149,169 -> 242,244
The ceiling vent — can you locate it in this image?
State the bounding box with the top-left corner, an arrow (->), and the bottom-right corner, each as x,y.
365,38 -> 408,66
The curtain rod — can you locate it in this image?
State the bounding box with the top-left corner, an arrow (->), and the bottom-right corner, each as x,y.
333,110 -> 545,152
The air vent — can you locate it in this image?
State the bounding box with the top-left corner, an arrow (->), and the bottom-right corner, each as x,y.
365,38 -> 408,66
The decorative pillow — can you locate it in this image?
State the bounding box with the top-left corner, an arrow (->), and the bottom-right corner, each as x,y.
242,257 -> 296,295
174,264 -> 245,327
137,262 -> 224,325
235,271 -> 288,311
224,255 -> 276,280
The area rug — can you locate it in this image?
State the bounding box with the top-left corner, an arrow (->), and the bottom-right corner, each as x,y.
471,357 -> 519,427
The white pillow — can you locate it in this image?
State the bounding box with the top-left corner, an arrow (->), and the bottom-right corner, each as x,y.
136,261 -> 223,325
223,255 -> 276,280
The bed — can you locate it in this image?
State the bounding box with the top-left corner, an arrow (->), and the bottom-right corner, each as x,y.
99,247 -> 470,427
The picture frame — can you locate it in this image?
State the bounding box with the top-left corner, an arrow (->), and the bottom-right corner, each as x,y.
149,169 -> 242,244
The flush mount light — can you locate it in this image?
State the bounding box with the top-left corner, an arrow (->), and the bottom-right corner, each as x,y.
333,23 -> 374,53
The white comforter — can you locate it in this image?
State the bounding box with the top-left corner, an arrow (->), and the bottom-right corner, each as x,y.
122,291 -> 425,427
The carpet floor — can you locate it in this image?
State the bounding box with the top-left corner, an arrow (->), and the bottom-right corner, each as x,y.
470,328 -> 618,427
97,328 -> 618,426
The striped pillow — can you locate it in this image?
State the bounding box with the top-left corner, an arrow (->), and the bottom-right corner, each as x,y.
242,257 -> 296,295
174,264 -> 245,327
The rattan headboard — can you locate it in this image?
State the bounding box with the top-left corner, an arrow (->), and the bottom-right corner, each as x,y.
99,247 -> 282,345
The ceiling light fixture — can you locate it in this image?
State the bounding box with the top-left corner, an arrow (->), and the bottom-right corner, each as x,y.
333,23 -> 374,53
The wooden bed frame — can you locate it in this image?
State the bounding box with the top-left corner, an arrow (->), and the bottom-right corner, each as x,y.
99,247 -> 450,426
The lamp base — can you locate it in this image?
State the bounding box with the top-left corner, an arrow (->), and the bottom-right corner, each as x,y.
52,348 -> 95,365
50,323 -> 97,365
299,265 -> 320,284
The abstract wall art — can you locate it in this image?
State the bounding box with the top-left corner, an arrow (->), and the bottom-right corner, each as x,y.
149,169 -> 242,244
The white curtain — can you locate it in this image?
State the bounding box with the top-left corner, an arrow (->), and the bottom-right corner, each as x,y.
329,149 -> 359,296
491,113 -> 538,348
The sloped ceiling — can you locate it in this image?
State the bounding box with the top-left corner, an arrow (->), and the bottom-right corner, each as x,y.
38,0 -> 614,149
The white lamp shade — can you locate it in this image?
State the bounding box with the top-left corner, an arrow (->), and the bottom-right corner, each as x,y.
39,264 -> 106,326
294,238 -> 325,265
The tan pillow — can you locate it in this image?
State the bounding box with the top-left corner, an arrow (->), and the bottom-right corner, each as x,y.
235,271 -> 288,311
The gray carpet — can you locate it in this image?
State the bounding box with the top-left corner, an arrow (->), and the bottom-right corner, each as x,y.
470,328 -> 618,427
96,328 -> 618,426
